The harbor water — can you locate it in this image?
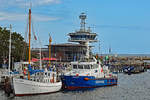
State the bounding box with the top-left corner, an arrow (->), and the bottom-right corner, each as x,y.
1,71 -> 150,100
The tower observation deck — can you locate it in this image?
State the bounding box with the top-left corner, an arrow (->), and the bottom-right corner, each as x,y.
68,13 -> 98,59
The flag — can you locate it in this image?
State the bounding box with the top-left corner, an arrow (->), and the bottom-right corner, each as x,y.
34,34 -> 37,40
49,36 -> 52,43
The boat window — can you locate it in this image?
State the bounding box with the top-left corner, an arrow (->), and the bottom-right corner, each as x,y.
48,73 -> 50,76
45,73 -> 47,76
73,65 -> 77,69
91,65 -> 93,69
78,65 -> 83,69
84,65 -> 90,69
93,64 -> 98,68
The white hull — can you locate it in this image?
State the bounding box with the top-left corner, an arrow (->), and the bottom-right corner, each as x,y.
13,78 -> 62,96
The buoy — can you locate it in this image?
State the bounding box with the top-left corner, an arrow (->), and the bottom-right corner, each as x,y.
76,73 -> 79,76
84,78 -> 89,81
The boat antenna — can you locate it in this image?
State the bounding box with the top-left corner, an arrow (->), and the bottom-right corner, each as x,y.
8,24 -> 12,76
49,34 -> 52,67
109,45 -> 111,55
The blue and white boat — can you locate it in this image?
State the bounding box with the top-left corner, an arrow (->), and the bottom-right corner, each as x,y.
61,57 -> 117,90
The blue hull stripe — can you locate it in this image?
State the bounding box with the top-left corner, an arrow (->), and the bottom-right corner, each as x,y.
62,76 -> 117,90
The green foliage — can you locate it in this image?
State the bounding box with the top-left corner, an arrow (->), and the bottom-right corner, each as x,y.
0,26 -> 27,64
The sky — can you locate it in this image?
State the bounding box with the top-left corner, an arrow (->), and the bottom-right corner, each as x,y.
0,0 -> 150,54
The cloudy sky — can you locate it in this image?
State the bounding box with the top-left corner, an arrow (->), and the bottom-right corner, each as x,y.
0,0 -> 150,54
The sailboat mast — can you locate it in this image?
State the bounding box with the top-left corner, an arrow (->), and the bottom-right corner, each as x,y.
8,24 -> 12,76
49,36 -> 52,66
28,9 -> 31,64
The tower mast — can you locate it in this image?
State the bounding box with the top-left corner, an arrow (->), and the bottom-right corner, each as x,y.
79,13 -> 86,31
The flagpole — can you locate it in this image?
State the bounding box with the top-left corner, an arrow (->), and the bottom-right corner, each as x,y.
39,39 -> 42,70
8,24 -> 12,76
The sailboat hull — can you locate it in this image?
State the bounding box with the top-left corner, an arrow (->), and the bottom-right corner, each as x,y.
13,78 -> 62,96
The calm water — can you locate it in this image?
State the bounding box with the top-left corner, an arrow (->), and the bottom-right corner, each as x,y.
1,71 -> 150,100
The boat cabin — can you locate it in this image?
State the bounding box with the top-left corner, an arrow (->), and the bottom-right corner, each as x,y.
72,64 -> 99,70
29,71 -> 57,83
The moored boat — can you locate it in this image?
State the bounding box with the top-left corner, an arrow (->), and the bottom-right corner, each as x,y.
61,58 -> 117,90
13,70 -> 62,96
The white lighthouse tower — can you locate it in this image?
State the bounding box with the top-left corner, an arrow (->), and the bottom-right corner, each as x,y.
68,13 -> 98,59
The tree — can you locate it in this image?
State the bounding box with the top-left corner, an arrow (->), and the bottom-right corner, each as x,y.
0,26 -> 27,64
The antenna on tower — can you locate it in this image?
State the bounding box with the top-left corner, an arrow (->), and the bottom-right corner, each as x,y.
79,13 -> 87,32
30,1 -> 32,9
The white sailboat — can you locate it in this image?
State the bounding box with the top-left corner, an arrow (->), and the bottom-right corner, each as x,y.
13,71 -> 62,96
13,8 -> 62,96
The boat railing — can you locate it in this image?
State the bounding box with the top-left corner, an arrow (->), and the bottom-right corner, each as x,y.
77,57 -> 97,62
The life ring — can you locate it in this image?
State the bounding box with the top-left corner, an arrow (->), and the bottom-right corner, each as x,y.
23,69 -> 27,75
50,79 -> 54,83
50,73 -> 55,83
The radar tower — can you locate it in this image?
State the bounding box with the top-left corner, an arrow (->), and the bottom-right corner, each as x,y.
68,13 -> 98,59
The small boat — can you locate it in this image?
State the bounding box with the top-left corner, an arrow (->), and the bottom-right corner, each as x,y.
123,66 -> 145,75
61,57 -> 117,90
123,66 -> 134,75
13,8 -> 62,96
